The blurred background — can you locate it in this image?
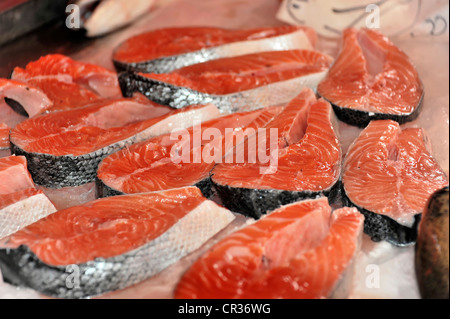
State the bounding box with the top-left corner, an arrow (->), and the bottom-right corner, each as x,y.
0,0 -> 176,76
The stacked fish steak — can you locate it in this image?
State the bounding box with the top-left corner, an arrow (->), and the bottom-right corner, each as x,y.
115,26 -> 332,113
317,28 -> 448,246
0,25 -> 447,300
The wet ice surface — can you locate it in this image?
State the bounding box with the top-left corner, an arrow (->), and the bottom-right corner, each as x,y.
350,236 -> 420,299
0,0 -> 448,300
0,273 -> 41,299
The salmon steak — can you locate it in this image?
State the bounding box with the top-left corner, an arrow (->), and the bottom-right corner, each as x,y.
0,156 -> 56,239
119,50 -> 333,113
10,98 -> 221,188
174,197 -> 364,299
96,107 -> 282,199
342,120 -> 449,246
317,28 -> 424,128
0,187 -> 235,299
9,54 -> 122,113
113,25 -> 317,73
212,88 -> 342,219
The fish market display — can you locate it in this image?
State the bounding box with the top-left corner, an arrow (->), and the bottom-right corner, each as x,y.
9,54 -> 122,113
342,120 -> 449,246
0,0 -> 447,299
317,28 -> 424,128
113,25 -> 317,73
0,79 -> 53,118
10,98 -> 221,188
96,107 -> 282,199
212,88 -> 342,219
415,187 -> 449,299
119,50 -> 333,113
174,197 -> 364,299
0,187 -> 235,298
0,156 -> 56,239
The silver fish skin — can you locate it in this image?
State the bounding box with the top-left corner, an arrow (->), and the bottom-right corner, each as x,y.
0,192 -> 57,239
113,28 -> 315,74
0,198 -> 235,299
0,123 -> 10,151
10,102 -> 221,189
0,156 -> 57,239
119,71 -> 329,114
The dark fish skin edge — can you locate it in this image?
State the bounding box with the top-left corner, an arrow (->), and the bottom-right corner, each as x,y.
11,142 -> 117,189
96,177 -> 124,198
118,71 -> 215,110
0,245 -> 135,299
212,179 -> 342,220
319,92 -> 425,128
340,183 -> 420,246
415,186 -> 449,299
96,176 -> 215,200
4,98 -> 29,117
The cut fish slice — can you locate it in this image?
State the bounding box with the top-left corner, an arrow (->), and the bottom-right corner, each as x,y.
10,99 -> 221,188
318,28 -> 424,128
10,54 -> 122,113
0,187 -> 235,299
174,198 -> 364,299
0,79 -> 53,118
96,107 -> 282,198
119,50 -> 333,113
0,156 -> 56,239
212,88 -> 342,219
343,120 -> 449,246
113,26 -> 317,73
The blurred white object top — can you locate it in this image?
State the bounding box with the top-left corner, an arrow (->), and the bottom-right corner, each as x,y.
277,0 -> 449,41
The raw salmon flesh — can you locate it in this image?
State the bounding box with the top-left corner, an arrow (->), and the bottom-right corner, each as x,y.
0,187 -> 235,298
343,120 -> 448,245
113,25 -> 317,73
318,28 -> 424,128
119,50 -> 333,113
175,197 -> 364,299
